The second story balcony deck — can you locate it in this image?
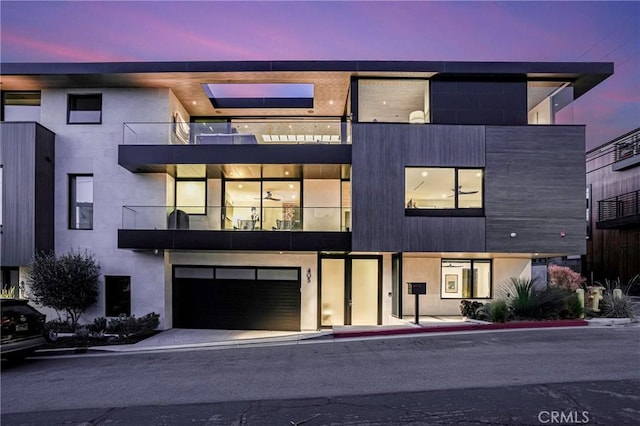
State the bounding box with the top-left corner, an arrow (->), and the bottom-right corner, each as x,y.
612,131 -> 640,171
597,190 -> 640,229
118,205 -> 352,252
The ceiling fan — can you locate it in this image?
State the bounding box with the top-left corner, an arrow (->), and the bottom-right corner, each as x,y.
255,191 -> 282,201
448,185 -> 479,197
443,262 -> 465,268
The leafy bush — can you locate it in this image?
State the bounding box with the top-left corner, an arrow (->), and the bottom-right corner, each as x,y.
27,249 -> 100,328
561,293 -> 584,319
476,300 -> 509,323
548,264 -> 585,291
505,277 -> 567,320
460,300 -> 484,319
106,313 -> 160,338
87,317 -> 108,336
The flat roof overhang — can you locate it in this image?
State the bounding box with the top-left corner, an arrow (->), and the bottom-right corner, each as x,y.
118,143 -> 351,173
118,229 -> 352,251
1,60 -> 614,117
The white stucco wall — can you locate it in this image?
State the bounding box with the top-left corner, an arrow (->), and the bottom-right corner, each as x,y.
40,87 -> 180,328
401,256 -> 531,316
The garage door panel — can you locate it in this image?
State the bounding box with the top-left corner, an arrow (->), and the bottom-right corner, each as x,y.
173,273 -> 301,331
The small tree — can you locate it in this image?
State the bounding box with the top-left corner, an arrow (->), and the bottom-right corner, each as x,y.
27,249 -> 100,329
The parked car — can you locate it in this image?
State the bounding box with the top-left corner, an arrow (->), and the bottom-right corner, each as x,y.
1,299 -> 46,360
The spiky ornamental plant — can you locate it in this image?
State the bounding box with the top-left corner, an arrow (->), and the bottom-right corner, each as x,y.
27,249 -> 100,329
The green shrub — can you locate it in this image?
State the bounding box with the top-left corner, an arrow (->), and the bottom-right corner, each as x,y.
561,293 -> 584,319
505,277 -> 567,320
477,300 -> 509,323
87,317 -> 108,336
106,312 -> 160,338
460,300 -> 484,319
600,293 -> 635,319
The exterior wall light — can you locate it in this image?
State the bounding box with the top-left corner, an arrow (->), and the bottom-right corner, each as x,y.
510,232 -> 517,238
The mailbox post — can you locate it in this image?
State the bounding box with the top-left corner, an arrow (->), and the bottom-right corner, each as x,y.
407,282 -> 427,325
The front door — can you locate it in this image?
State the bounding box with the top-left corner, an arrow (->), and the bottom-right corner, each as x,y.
319,256 -> 381,327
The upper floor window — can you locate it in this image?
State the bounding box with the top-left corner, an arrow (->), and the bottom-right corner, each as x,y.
1,91 -> 41,122
67,94 -> 102,124
527,81 -> 574,125
69,174 -> 93,229
405,167 -> 483,215
357,79 -> 429,123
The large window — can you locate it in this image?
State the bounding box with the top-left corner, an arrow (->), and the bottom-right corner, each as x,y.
405,167 -> 483,213
67,93 -> 102,124
105,276 -> 131,317
441,259 -> 491,299
69,174 -> 93,230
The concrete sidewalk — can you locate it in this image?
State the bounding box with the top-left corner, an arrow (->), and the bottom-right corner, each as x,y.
34,315 -> 633,356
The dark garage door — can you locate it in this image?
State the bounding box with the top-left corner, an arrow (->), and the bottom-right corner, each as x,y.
173,266 -> 301,331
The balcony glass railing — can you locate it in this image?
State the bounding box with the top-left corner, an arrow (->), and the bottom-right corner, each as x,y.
123,120 -> 350,145
598,190 -> 640,222
122,206 -> 351,232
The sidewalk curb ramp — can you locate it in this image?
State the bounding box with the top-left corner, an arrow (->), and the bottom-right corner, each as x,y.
333,319 -> 589,339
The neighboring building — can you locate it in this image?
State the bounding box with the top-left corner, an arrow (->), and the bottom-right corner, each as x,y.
0,60 -> 612,330
585,127 -> 640,287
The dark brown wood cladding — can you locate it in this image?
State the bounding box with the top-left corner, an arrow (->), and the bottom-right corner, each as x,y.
585,129 -> 640,283
485,125 -> 586,253
351,123 -> 485,252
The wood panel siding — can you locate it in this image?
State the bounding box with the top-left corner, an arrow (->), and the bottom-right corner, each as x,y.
1,123 -> 36,266
485,125 -> 586,254
0,123 -> 55,266
351,123 -> 485,252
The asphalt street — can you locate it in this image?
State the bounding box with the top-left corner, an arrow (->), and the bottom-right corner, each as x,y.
1,326 -> 639,425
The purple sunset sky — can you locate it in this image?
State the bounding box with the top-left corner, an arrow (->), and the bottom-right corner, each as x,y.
1,0 -> 638,150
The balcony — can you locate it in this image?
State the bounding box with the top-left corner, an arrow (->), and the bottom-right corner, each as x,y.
119,120 -> 352,173
597,190 -> 640,229
123,120 -> 350,145
612,132 -> 640,171
118,205 -> 352,251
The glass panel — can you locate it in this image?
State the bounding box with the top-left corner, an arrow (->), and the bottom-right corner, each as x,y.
261,181 -> 300,231
215,268 -> 255,280
527,82 -> 573,125
441,260 -> 471,299
405,167 -> 455,209
176,180 -> 206,214
351,259 -> 379,325
105,276 -> 131,317
304,179 -> 340,231
457,169 -> 483,208
3,91 -> 41,121
174,267 -> 214,279
473,261 -> 492,298
342,181 -> 351,231
70,175 -> 93,229
224,181 -> 261,230
321,258 -> 345,327
257,268 -> 299,281
358,79 -> 429,123
68,94 -> 102,124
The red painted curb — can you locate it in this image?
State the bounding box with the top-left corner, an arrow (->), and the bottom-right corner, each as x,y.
333,319 -> 588,339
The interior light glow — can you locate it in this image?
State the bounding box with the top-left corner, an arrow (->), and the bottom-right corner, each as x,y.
422,171 -> 428,177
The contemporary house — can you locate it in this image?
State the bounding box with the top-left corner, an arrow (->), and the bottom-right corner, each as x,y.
0,60 -> 613,330
585,127 -> 640,286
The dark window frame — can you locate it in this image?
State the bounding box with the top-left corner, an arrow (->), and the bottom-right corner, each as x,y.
67,93 -> 102,124
68,174 -> 93,230
440,259 -> 493,300
405,166 -> 484,216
